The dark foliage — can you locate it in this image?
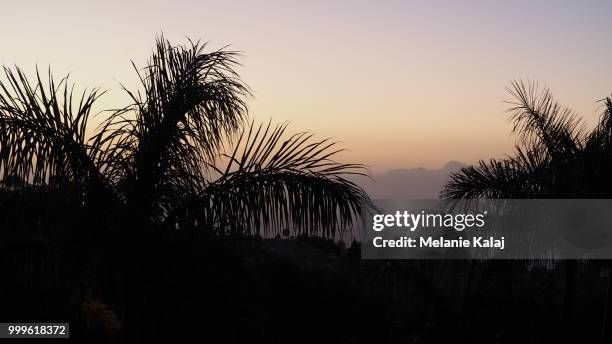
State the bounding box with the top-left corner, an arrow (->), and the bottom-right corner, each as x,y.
0,36 -> 370,237
442,80 -> 612,199
442,80 -> 612,343
0,36 -> 371,343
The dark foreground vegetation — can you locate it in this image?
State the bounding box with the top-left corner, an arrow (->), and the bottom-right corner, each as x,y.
2,203 -> 611,343
2,36 -> 612,343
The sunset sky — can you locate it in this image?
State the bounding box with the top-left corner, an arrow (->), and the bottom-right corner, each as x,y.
1,1 -> 612,172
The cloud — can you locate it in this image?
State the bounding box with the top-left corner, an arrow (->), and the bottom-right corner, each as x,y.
350,161 -> 467,199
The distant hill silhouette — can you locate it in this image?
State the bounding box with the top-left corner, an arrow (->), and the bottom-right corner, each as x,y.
351,161 -> 467,199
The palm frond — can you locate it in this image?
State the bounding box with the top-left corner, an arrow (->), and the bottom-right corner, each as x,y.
91,36 -> 250,198
0,66 -> 105,191
506,80 -> 584,159
441,145 -> 550,199
185,121 -> 370,238
443,81 -> 611,200
586,96 -> 612,151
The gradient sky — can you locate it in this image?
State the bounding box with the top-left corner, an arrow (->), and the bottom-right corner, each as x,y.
1,1 -> 611,172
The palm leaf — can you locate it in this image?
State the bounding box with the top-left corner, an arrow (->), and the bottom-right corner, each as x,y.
444,80 -> 590,200
506,80 -> 584,159
0,67 -> 108,195
91,36 -> 250,202
184,121 -> 370,238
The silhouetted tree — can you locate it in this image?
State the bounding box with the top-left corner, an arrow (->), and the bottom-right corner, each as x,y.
0,36 -> 372,342
442,80 -> 612,343
0,36 -> 369,238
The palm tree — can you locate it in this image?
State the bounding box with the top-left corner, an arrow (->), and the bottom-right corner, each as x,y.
442,80 -> 612,199
0,37 -> 371,341
441,80 -> 612,342
0,36 -> 369,239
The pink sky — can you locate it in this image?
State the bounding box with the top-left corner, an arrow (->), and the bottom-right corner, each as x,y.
1,0 -> 611,172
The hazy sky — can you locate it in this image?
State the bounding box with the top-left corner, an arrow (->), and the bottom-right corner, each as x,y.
1,1 -> 611,172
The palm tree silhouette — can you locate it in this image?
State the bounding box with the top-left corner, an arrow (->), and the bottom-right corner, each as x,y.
442,80 -> 612,342
442,80 -> 612,199
0,36 -> 369,238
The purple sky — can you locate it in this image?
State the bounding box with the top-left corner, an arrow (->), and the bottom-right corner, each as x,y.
1,0 -> 611,172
